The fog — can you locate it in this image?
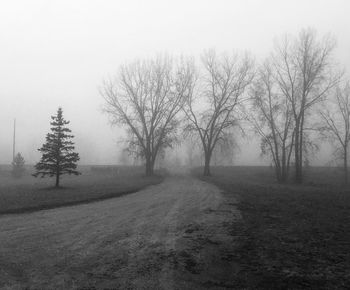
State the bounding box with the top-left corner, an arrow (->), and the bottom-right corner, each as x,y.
0,0 -> 349,165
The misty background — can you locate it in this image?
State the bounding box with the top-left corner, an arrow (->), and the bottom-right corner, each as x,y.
1,0 -> 349,165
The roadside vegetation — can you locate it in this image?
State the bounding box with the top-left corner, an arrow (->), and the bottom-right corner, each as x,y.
0,165 -> 164,214
196,166 -> 350,289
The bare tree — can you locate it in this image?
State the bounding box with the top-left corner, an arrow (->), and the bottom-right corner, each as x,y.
101,56 -> 192,176
184,50 -> 254,176
273,29 -> 341,183
118,148 -> 131,165
249,60 -> 295,183
320,82 -> 350,184
211,131 -> 238,166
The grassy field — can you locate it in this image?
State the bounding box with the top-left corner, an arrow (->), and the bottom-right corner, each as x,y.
196,166 -> 350,289
0,165 -> 164,214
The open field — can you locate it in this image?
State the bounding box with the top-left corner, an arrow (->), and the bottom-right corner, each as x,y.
0,165 -> 163,214
196,166 -> 350,289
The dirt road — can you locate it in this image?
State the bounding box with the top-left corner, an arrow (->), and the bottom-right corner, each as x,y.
0,176 -> 241,289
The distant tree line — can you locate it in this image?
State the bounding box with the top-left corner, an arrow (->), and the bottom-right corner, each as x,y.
101,28 -> 347,184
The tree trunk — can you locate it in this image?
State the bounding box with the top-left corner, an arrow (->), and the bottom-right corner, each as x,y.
274,162 -> 282,183
55,173 -> 60,187
294,125 -> 299,182
281,165 -> 288,183
145,154 -> 154,176
203,151 -> 212,176
280,164 -> 287,183
280,148 -> 287,183
294,122 -> 302,184
286,131 -> 294,180
295,152 -> 303,184
344,147 -> 348,185
298,115 -> 304,183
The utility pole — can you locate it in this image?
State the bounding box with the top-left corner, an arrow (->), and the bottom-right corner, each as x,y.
13,118 -> 16,162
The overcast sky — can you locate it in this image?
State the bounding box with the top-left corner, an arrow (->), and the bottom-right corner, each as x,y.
0,0 -> 349,165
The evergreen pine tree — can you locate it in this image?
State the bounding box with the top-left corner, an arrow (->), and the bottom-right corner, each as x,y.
33,107 -> 80,187
12,152 -> 25,178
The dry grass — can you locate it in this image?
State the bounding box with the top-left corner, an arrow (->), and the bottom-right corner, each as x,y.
0,165 -> 163,214
196,166 -> 350,289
